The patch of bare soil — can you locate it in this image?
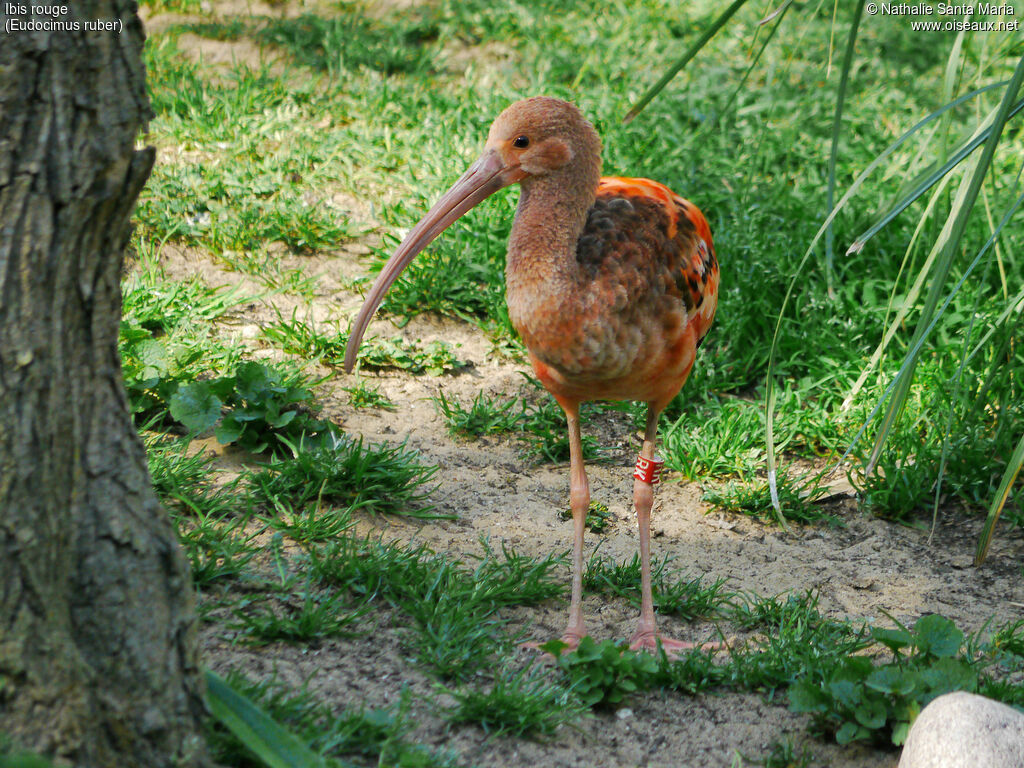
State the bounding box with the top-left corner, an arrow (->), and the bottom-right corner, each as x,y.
162,243 -> 1024,768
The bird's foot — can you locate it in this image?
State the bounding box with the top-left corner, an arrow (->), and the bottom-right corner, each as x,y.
521,628 -> 586,655
628,630 -> 725,660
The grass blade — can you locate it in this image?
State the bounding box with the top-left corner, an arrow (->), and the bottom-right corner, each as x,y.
713,0 -> 793,125
764,77 -> 1021,518
975,431 -> 1024,566
833,183 -> 1024,474
623,0 -> 753,124
864,55 -> 1024,475
847,95 -> 1024,254
840,173 -> 955,410
205,669 -> 328,768
825,0 -> 866,297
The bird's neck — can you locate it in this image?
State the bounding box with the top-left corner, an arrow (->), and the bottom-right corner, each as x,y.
505,159 -> 600,302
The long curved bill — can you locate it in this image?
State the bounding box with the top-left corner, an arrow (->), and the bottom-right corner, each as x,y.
344,150 -> 521,372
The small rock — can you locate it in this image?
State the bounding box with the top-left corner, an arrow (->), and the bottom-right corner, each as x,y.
899,692 -> 1024,768
616,708 -> 633,720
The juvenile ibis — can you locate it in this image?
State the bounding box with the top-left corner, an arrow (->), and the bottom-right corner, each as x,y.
344,97 -> 719,655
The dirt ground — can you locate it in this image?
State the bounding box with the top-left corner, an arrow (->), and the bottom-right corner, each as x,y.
158,242 -> 1024,768
142,9 -> 1024,766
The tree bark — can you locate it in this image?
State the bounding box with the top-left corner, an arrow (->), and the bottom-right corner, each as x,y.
0,3 -> 208,765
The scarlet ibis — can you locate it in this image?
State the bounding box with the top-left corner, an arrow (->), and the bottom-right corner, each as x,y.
344,97 -> 719,655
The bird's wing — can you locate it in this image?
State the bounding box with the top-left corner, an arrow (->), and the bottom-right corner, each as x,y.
578,176 -> 718,340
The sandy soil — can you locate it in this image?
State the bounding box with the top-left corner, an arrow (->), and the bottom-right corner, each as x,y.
157,241 -> 1024,768
140,9 -> 1024,767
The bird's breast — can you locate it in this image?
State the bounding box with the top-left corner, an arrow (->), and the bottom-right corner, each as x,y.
505,177 -> 718,406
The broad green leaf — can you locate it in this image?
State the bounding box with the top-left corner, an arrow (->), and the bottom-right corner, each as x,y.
891,720 -> 911,746
854,697 -> 887,730
866,665 -> 916,697
788,680 -> 826,713
919,658 -> 977,695
914,615 -> 963,658
169,381 -> 222,434
0,753 -> 56,768
135,338 -> 171,377
827,678 -> 860,709
234,361 -> 276,401
871,626 -> 913,655
216,415 -> 246,445
836,720 -> 866,745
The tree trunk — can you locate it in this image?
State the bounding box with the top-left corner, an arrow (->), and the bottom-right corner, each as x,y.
0,3 -> 208,765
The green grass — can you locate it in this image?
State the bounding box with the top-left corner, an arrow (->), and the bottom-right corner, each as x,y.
175,509 -> 262,590
432,383 -> 612,463
264,501 -> 356,544
704,468 -> 842,527
229,582 -> 367,646
584,552 -> 733,621
443,665 -> 587,738
433,390 -> 525,438
130,0 -> 1024,761
148,423 -> 1024,753
247,432 -> 441,518
308,537 -> 565,681
261,312 -> 466,375
559,500 -> 614,532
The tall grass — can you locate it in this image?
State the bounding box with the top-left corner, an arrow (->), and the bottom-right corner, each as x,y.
627,4 -> 1023,540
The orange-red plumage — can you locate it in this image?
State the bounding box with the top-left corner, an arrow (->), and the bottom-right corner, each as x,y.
344,97 -> 719,656
519,176 -> 718,415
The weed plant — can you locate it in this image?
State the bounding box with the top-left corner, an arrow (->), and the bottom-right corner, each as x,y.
248,432 -> 440,518
170,361 -> 330,455
443,665 -> 587,737
342,380 -> 395,410
120,269 -> 247,425
789,613 -> 1016,746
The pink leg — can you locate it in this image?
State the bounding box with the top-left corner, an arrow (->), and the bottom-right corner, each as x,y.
562,400 -> 589,648
629,407 -> 697,659
522,398 -> 588,652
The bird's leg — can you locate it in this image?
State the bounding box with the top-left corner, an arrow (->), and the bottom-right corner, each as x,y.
562,400 -> 589,649
629,406 -> 692,658
520,398 -> 589,654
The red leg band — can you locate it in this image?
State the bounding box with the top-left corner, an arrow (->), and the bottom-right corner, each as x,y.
633,455 -> 664,485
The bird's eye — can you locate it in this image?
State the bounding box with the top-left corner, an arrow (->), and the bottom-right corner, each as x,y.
512,135 -> 530,148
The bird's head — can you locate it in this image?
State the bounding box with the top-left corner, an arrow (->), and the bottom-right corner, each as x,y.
484,96 -> 601,179
343,97 -> 601,372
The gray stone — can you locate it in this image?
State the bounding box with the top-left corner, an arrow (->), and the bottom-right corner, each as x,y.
899,692 -> 1024,768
